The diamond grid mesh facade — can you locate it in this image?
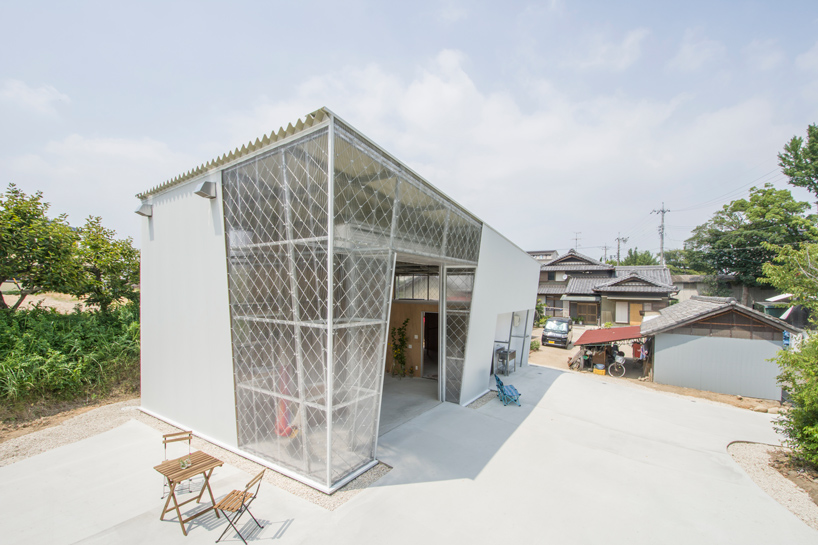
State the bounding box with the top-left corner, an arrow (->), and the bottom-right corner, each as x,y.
221,119 -> 483,490
444,269 -> 475,403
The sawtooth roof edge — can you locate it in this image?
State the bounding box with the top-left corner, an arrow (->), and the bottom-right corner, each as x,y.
136,108 -> 332,199
135,107 -> 540,263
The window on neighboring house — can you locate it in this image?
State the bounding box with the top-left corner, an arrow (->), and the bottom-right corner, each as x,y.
547,271 -> 556,281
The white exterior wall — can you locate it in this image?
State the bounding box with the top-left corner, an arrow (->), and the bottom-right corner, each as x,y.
653,333 -> 783,400
461,225 -> 540,404
140,174 -> 238,446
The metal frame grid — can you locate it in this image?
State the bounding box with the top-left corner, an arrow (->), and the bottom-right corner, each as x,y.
444,268 -> 476,403
221,116 -> 483,491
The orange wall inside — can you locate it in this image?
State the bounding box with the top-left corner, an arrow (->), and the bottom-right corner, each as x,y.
386,301 -> 439,377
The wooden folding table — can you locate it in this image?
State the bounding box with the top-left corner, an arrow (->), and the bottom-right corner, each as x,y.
154,450 -> 224,536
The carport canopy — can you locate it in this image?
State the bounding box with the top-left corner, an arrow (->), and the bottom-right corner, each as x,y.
575,325 -> 644,346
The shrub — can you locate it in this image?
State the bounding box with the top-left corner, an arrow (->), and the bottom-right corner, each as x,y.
530,340 -> 540,352
0,303 -> 140,402
775,334 -> 818,467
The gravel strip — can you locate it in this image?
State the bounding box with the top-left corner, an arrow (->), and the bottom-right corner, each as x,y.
0,398 -> 142,467
0,399 -> 390,511
729,441 -> 818,531
467,391 -> 496,409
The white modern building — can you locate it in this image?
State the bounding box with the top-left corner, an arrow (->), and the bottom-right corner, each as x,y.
136,108 -> 539,493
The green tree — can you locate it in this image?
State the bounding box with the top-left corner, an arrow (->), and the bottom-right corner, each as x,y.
663,248 -> 706,275
619,247 -> 659,266
761,242 -> 818,313
0,184 -> 80,310
72,216 -> 140,313
779,124 -> 818,207
685,184 -> 818,303
761,243 -> 818,466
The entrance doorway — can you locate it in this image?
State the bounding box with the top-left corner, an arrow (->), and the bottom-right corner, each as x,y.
379,259 -> 443,435
422,312 -> 439,379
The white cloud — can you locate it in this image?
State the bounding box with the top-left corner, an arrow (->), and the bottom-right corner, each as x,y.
216,49 -> 790,252
436,1 -> 468,23
0,79 -> 70,114
795,40 -> 818,72
572,28 -> 650,71
667,29 -> 726,72
5,135 -> 194,243
744,39 -> 785,71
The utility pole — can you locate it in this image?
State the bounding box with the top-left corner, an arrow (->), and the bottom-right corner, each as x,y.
651,202 -> 670,266
572,232 -> 581,249
601,244 -> 610,262
615,233 -> 628,265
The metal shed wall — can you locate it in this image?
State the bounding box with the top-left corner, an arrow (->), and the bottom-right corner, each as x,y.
653,333 -> 783,400
139,174 -> 238,446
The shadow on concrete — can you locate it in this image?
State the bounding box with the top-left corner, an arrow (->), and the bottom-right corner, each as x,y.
379,374 -> 441,436
374,364 -> 564,487
209,516 -> 294,543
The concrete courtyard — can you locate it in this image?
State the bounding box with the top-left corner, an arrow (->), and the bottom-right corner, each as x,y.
1,365 -> 815,544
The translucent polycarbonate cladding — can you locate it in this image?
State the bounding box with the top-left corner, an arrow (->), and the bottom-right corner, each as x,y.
333,123 -> 481,263
444,269 -> 475,403
332,120 -> 480,437
222,120 -> 483,491
223,130 -> 332,486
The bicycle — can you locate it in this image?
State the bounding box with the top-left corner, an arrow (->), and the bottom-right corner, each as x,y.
607,351 -> 626,377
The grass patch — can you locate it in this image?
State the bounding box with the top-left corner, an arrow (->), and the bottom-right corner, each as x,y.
0,303 -> 140,415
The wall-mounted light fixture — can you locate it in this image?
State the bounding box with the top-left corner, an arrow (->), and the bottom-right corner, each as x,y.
194,181 -> 217,199
135,203 -> 153,217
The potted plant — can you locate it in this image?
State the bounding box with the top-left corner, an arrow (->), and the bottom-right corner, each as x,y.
390,318 -> 410,378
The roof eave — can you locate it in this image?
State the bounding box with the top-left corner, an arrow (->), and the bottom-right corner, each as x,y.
136,108 -> 333,200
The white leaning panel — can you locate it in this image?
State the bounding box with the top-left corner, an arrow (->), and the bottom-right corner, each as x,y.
139,174 -> 238,446
460,225 -> 540,404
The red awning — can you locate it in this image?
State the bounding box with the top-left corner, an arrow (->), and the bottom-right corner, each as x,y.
574,325 -> 644,346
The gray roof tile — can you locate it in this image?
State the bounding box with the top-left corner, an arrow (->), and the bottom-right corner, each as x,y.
615,266 -> 673,285
640,295 -> 800,335
594,271 -> 678,294
565,277 -> 601,295
538,284 -> 566,295
540,249 -> 613,271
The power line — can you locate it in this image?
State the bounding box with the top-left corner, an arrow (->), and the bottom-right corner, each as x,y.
673,169 -> 783,213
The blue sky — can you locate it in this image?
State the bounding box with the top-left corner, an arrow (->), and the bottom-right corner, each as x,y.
2,0 -> 818,259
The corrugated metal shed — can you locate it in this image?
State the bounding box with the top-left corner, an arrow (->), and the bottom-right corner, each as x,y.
641,296 -> 800,336
645,295 -> 801,400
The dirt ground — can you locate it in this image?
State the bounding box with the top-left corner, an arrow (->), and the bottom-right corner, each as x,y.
529,327 -> 783,413
0,285 -> 87,313
770,449 -> 818,506
0,390 -> 140,444
0,287 -> 130,443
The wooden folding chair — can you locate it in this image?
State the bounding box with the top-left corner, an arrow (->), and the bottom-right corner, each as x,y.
162,431 -> 193,498
215,470 -> 265,544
